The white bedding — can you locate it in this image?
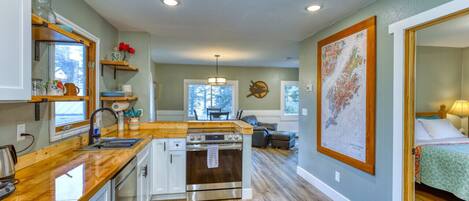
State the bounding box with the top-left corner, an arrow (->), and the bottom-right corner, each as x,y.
416,136 -> 469,146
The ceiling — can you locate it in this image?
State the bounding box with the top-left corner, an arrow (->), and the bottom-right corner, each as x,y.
84,0 -> 375,68
417,14 -> 469,48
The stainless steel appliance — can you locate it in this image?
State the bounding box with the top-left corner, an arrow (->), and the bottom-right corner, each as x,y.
0,145 -> 17,199
113,157 -> 137,201
186,129 -> 243,201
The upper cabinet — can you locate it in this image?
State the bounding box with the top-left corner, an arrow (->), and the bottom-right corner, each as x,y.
0,0 -> 32,101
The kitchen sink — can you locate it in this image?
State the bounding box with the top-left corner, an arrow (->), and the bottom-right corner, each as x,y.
81,138 -> 142,151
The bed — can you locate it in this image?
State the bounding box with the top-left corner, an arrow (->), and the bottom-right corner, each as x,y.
415,105 -> 469,200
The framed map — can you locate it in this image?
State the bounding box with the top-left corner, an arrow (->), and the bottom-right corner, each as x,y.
317,16 -> 376,174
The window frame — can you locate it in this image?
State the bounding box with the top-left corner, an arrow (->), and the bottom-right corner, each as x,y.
183,79 -> 239,120
49,14 -> 99,142
280,80 -> 299,120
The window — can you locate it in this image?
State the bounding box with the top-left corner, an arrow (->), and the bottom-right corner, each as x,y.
184,80 -> 238,120
281,81 -> 299,118
54,44 -> 87,127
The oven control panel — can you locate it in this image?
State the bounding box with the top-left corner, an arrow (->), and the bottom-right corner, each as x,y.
186,133 -> 243,144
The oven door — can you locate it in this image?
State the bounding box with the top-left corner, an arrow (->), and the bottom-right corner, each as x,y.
186,143 -> 242,190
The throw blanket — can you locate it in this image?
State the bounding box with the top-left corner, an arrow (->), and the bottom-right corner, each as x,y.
415,142 -> 469,200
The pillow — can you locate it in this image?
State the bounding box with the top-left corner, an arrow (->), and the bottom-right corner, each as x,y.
419,119 -> 464,139
415,120 -> 432,141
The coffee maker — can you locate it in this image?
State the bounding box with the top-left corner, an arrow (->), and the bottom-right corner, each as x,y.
0,145 -> 17,199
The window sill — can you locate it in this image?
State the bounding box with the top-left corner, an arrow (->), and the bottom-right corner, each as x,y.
51,124 -> 89,142
281,114 -> 299,121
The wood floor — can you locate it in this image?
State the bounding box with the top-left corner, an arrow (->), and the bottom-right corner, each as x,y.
169,147 -> 330,201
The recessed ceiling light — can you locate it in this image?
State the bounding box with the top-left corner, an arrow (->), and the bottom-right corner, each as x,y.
306,5 -> 321,12
162,0 -> 179,6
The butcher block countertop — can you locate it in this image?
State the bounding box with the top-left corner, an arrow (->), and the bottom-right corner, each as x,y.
5,121 -> 252,201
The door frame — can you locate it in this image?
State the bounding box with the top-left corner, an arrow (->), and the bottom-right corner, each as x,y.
389,1 -> 469,201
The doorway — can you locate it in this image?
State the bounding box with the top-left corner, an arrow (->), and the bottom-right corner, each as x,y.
389,1 -> 469,200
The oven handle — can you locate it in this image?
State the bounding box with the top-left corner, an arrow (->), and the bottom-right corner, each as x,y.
186,143 -> 242,151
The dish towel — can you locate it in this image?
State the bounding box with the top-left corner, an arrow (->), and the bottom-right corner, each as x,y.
207,144 -> 219,169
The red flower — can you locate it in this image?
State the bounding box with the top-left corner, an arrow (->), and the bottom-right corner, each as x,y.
129,47 -> 135,54
57,81 -> 64,90
118,42 -> 129,51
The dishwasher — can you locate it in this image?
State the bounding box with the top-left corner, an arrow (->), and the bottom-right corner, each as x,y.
112,157 -> 137,201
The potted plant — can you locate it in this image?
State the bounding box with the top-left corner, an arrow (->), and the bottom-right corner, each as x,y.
124,107 -> 142,131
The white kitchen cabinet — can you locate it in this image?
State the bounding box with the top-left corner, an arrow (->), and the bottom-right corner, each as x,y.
168,150 -> 186,193
137,143 -> 152,201
89,181 -> 111,201
0,0 -> 31,101
152,139 -> 186,196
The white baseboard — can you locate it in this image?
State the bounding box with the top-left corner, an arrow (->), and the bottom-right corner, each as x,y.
152,193 -> 186,200
242,188 -> 253,200
296,166 -> 350,201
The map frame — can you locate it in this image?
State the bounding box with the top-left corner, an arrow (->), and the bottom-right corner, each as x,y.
316,16 -> 376,175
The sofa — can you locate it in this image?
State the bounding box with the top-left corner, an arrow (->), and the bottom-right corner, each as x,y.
241,115 -> 278,147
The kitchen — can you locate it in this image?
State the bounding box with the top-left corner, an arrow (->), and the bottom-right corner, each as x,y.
0,0 -> 254,200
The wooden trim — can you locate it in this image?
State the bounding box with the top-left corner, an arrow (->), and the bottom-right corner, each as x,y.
55,120 -> 89,133
316,16 -> 376,174
402,9 -> 469,201
29,95 -> 89,103
415,105 -> 447,119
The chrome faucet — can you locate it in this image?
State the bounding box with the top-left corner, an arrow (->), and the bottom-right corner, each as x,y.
89,108 -> 118,145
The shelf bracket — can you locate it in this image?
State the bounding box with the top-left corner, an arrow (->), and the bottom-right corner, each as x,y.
101,64 -> 104,77
34,41 -> 41,61
34,103 -> 40,121
114,66 -> 117,80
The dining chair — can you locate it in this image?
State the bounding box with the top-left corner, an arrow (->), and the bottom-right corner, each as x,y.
193,110 -> 199,120
209,112 -> 230,120
236,109 -> 244,120
206,107 -> 222,119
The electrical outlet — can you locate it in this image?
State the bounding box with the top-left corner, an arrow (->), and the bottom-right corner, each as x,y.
17,124 -> 26,141
302,108 -> 308,116
335,171 -> 341,183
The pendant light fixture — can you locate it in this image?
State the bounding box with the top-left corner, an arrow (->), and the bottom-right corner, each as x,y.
207,54 -> 227,85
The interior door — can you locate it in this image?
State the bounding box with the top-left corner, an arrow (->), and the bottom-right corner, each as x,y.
168,150 -> 186,193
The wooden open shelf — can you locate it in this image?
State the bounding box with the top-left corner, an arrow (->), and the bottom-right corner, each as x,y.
30,96 -> 89,103
100,60 -> 139,71
100,96 -> 138,101
32,14 -> 91,46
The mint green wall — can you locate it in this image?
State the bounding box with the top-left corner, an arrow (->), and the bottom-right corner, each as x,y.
0,0 -> 118,154
116,32 -> 153,121
416,46 -> 463,112
155,63 -> 299,110
298,0 -> 451,200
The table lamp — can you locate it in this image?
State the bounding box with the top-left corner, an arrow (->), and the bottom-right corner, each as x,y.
448,100 -> 469,134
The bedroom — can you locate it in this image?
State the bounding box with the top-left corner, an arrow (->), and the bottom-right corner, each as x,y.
413,13 -> 469,201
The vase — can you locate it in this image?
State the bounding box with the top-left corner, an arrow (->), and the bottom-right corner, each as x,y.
129,117 -> 140,131
111,51 -> 121,61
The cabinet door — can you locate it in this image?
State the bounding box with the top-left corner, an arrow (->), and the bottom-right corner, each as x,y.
89,181 -> 111,201
138,155 -> 150,201
168,150 -> 186,194
152,139 -> 168,195
0,0 -> 31,100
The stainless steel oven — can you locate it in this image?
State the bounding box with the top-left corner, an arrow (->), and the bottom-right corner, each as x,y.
186,131 -> 243,201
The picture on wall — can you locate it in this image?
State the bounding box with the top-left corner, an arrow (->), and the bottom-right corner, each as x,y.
316,16 -> 376,174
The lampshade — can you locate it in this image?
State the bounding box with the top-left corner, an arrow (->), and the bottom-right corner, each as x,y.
449,100 -> 469,117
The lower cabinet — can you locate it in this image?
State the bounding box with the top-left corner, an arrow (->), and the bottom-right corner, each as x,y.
137,143 -> 152,201
152,139 -> 186,195
89,181 -> 112,201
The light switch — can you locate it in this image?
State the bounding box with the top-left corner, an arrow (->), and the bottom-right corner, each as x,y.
301,108 -> 308,116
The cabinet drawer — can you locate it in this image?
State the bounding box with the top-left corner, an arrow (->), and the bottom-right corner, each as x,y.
168,139 -> 186,151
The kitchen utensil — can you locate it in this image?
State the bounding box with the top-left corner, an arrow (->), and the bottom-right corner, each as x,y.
47,80 -> 65,96
0,145 -> 17,181
64,83 -> 80,96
